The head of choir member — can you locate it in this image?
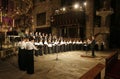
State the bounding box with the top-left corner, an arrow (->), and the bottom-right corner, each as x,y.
25,36 -> 29,42
29,32 -> 33,36
21,37 -> 26,42
42,33 -> 45,37
29,37 -> 35,43
38,32 -> 41,36
35,32 -> 38,36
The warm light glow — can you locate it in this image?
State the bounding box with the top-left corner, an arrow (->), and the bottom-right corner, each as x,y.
80,6 -> 82,9
84,2 -> 87,6
16,11 -> 19,14
55,10 -> 59,14
62,7 -> 66,11
74,3 -> 79,9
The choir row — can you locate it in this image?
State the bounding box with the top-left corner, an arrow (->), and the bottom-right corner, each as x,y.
34,40 -> 104,56
18,32 -> 105,56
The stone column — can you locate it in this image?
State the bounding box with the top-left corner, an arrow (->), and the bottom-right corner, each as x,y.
86,0 -> 94,38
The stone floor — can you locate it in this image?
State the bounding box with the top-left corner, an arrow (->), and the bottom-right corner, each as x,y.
0,50 -> 116,79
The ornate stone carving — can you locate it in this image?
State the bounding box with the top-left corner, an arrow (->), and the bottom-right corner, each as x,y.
95,0 -> 113,49
96,0 -> 113,27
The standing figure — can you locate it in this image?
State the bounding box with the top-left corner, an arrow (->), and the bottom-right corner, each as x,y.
26,37 -> 38,74
91,36 -> 96,57
17,37 -> 26,71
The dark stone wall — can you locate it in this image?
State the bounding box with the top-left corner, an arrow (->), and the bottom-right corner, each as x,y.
110,0 -> 120,48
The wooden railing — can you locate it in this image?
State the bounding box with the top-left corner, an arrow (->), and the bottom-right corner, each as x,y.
105,51 -> 120,79
79,63 -> 104,79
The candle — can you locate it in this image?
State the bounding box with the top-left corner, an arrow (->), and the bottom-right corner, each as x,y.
1,11 -> 2,22
13,19 -> 14,27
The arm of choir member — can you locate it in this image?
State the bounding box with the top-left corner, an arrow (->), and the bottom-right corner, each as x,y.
32,43 -> 38,50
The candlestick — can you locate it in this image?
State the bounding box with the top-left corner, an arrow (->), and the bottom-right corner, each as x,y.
13,19 -> 14,27
1,11 -> 2,22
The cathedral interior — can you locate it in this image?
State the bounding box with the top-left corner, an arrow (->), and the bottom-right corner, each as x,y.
0,0 -> 120,79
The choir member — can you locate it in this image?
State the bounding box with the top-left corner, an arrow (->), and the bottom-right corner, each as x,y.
17,37 -> 26,71
26,37 -> 38,74
91,36 -> 96,57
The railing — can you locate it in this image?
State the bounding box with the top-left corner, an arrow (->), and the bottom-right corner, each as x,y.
105,51 -> 120,79
79,63 -> 104,79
